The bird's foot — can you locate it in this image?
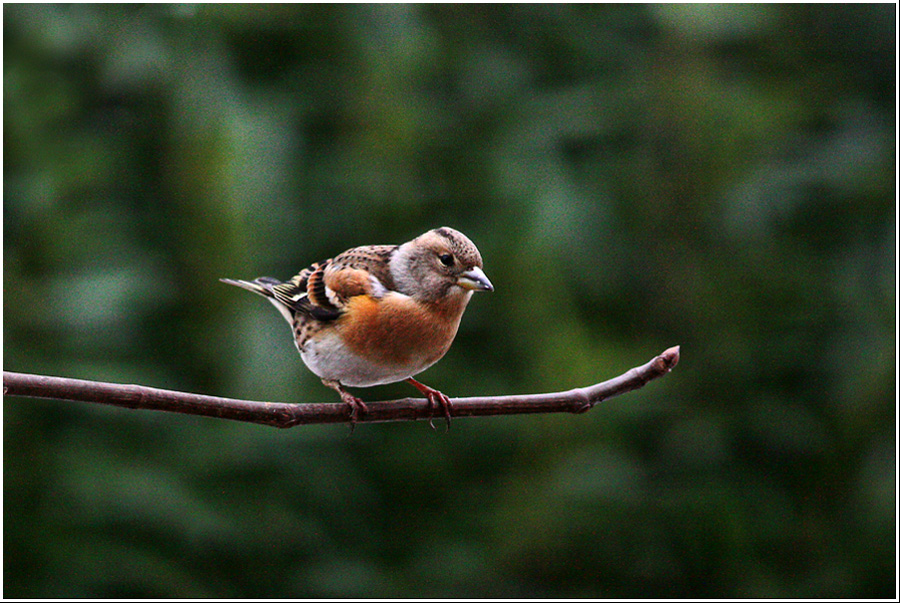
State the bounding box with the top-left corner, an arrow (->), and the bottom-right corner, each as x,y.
322,380 -> 368,431
406,377 -> 452,430
342,394 -> 369,431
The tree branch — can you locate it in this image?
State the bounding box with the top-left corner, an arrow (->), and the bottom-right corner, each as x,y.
3,346 -> 679,428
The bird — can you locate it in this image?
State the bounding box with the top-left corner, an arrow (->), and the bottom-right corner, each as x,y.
221,227 -> 493,428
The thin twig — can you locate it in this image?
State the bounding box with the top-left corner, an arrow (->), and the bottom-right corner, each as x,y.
3,346 -> 679,428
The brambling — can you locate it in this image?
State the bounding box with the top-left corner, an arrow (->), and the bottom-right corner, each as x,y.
221,227 -> 493,427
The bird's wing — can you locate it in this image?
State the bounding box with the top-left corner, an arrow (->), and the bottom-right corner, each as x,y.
271,244 -> 398,320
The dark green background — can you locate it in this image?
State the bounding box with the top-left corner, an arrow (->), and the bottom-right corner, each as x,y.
4,4 -> 895,598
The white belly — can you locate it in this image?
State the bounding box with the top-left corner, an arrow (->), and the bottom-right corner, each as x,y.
299,329 -> 436,387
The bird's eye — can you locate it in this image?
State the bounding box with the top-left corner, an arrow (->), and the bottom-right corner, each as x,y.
439,253 -> 455,266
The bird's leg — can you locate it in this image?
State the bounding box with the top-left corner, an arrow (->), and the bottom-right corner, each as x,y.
322,379 -> 368,430
405,377 -> 452,430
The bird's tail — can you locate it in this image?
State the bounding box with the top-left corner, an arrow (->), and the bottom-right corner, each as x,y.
220,276 -> 296,325
219,276 -> 283,298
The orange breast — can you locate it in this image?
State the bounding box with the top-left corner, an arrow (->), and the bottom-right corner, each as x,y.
336,293 -> 467,368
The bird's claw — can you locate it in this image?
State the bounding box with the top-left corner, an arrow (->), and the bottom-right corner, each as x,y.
425,390 -> 452,431
343,395 -> 368,433
406,378 -> 452,430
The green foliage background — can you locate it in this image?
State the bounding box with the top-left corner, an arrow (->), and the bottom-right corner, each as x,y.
4,4 -> 895,598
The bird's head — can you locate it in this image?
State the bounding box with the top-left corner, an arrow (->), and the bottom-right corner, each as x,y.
390,227 -> 493,303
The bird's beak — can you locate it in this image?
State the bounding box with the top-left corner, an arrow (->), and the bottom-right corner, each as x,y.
458,266 -> 494,292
